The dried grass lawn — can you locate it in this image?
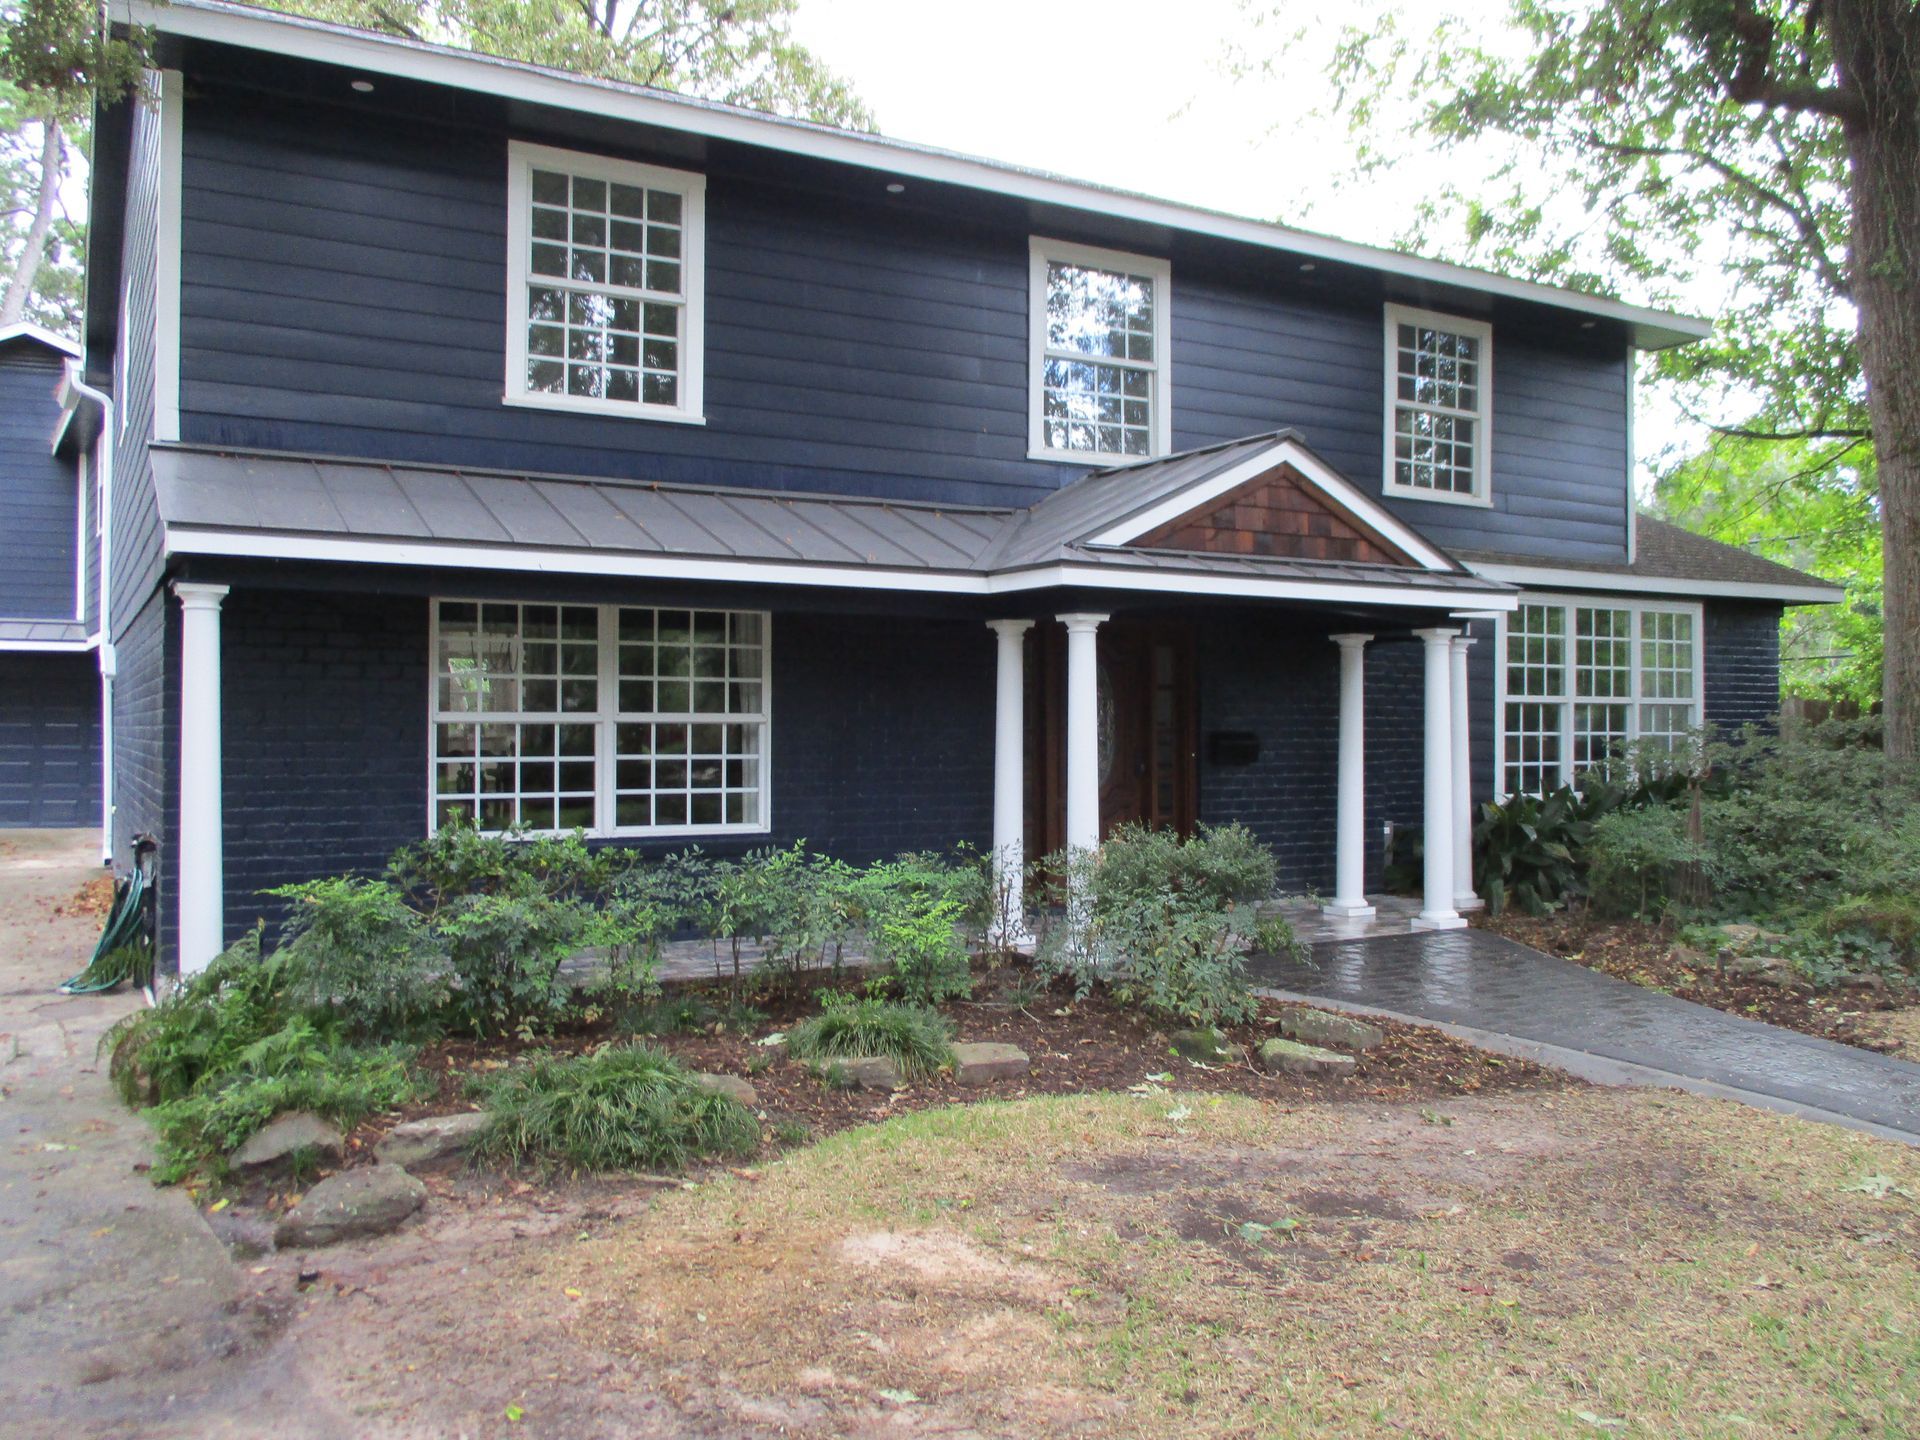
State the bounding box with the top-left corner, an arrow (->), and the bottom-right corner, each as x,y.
539,1088 -> 1920,1439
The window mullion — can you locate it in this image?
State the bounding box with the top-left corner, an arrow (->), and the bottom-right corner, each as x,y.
596,604 -> 617,837
1560,604 -> 1577,789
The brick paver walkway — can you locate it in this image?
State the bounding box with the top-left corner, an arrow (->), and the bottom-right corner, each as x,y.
1247,927 -> 1920,1141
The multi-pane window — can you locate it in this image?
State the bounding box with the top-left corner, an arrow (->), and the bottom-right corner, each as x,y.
1501,598 -> 1701,797
1030,238 -> 1171,460
431,601 -> 767,836
505,141 -> 705,421
1384,305 -> 1492,502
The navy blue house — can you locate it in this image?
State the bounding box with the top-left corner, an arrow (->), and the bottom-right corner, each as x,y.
0,324 -> 105,835
74,0 -> 1842,969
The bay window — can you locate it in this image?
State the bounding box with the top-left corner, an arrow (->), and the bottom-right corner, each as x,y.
431,601 -> 768,836
1499,596 -> 1702,797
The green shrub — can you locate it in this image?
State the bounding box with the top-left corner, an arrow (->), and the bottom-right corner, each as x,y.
436,886 -> 593,1038
1585,806 -> 1712,920
1473,783 -> 1626,916
268,876 -> 449,1039
784,995 -> 956,1079
387,815 -> 630,912
1032,826 -> 1282,1028
144,1021 -> 421,1184
471,1043 -> 758,1173
619,993 -> 766,1037
1814,893 -> 1920,967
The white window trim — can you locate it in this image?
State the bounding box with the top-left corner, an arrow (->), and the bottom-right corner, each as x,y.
426,600 -> 770,840
1382,302 -> 1493,508
503,140 -> 707,425
1028,236 -> 1173,464
1492,592 -> 1706,799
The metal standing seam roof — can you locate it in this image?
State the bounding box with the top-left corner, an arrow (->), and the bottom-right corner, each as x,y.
152,443 -> 1517,599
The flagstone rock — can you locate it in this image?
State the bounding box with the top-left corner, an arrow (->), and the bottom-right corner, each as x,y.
1257,1037 -> 1356,1077
693,1073 -> 759,1106
1277,1009 -> 1385,1053
833,1056 -> 903,1091
950,1042 -> 1029,1085
274,1166 -> 427,1249
230,1112 -> 344,1172
373,1111 -> 490,1167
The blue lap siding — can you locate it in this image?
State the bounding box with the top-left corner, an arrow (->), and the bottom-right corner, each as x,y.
174,72 -> 1632,559
0,348 -> 78,621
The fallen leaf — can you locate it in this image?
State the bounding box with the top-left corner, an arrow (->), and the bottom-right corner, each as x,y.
505,1404 -> 524,1422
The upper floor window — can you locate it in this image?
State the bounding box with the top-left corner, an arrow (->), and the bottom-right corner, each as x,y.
504,141 -> 706,424
1500,596 -> 1700,798
1029,238 -> 1172,461
1383,304 -> 1491,505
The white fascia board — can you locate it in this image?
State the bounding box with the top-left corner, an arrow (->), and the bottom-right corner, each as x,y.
0,637 -> 98,653
164,525 -> 1515,609
121,0 -> 1709,350
1085,436 -> 1456,572
0,321 -> 81,358
1469,560 -> 1845,605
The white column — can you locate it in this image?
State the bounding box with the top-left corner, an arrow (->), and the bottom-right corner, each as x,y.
1450,634 -> 1484,912
1325,633 -> 1375,919
1412,626 -> 1466,932
1057,612 -> 1109,855
986,619 -> 1034,944
175,582 -> 229,973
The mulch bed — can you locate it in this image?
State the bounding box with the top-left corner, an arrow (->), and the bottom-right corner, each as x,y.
340,962 -> 1565,1169
1480,910 -> 1916,1054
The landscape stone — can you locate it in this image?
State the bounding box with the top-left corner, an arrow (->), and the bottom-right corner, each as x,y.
1277,1009 -> 1385,1053
1725,954 -> 1801,987
274,1167 -> 427,1249
230,1112 -> 344,1172
950,1042 -> 1029,1086
693,1072 -> 759,1106
373,1111 -> 490,1167
833,1056 -> 903,1091
1168,1028 -> 1233,1063
1257,1037 -> 1357,1077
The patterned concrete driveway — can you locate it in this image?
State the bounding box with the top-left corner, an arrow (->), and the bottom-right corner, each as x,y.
1247,927 -> 1920,1144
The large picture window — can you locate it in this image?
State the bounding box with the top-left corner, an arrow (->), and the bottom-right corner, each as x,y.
504,141 -> 705,423
431,601 -> 767,836
1498,597 -> 1702,798
1383,304 -> 1492,504
1029,237 -> 1172,461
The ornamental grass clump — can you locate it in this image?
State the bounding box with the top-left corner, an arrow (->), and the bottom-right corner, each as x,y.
783,995 -> 956,1079
471,1043 -> 759,1173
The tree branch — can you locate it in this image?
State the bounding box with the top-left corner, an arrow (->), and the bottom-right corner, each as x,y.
1725,0 -> 1866,122
1580,132 -> 1851,298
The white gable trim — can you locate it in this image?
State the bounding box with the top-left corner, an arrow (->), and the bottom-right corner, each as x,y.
0,322 -> 81,358
1470,560 -> 1844,605
164,524 -> 1514,610
1085,436 -> 1457,572
119,0 -> 1710,351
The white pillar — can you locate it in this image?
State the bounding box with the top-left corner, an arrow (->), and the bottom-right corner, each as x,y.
1412,626 -> 1466,932
1450,634 -> 1484,912
986,619 -> 1034,944
175,582 -> 229,973
1325,633 -> 1374,919
1057,612 -> 1109,855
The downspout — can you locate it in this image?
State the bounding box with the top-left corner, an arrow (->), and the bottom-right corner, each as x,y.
65,365 -> 114,865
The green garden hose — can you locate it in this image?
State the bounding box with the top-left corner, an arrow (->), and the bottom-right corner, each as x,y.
58,867 -> 153,995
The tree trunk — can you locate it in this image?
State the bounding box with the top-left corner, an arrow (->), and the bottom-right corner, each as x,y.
1829,1 -> 1920,759
0,117 -> 62,328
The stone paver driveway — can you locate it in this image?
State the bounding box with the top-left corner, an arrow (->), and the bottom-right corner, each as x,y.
1247,927 -> 1920,1143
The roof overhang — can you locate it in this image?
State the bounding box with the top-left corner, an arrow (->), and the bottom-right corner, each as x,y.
165,524 -> 1517,611
0,321 -> 81,359
51,361 -> 107,457
118,0 -> 1709,351
1468,559 -> 1846,606
0,618 -> 97,651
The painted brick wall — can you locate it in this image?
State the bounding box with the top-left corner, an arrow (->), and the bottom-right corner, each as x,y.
1705,600 -> 1783,732
1196,619 -> 1496,894
111,589 -> 176,958
211,591 -> 996,946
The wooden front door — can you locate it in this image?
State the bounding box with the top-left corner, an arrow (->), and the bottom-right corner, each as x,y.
1028,620 -> 1196,859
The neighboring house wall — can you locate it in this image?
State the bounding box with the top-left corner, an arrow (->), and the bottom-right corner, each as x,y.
172,80 -> 1633,561
1705,600 -> 1784,732
0,654 -> 100,826
0,348 -> 79,620
110,81 -> 167,633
